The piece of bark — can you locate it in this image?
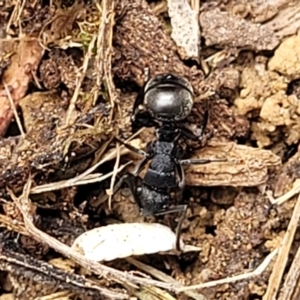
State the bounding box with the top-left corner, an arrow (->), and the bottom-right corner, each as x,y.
185,141 -> 281,187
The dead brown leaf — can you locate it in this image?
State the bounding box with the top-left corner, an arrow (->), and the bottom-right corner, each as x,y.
44,2 -> 86,42
0,37 -> 44,136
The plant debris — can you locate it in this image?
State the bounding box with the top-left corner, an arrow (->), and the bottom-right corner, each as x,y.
200,2 -> 300,52
167,0 -> 200,60
185,140 -> 281,187
0,239 -> 112,299
0,38 -> 44,136
72,223 -> 201,261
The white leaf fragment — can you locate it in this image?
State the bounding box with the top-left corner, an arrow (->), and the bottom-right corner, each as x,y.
167,0 -> 200,60
72,223 -> 200,262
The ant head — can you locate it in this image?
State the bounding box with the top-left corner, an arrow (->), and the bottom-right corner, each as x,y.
143,73 -> 194,123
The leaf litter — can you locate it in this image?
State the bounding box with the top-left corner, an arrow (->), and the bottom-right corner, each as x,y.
167,0 -> 200,60
1,0 -> 300,299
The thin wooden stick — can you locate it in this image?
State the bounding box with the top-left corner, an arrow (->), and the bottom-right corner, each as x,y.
178,248 -> 278,291
278,243 -> 300,300
267,178 -> 300,205
65,35 -> 97,126
108,141 -> 121,210
263,193 -> 300,300
127,257 -> 208,300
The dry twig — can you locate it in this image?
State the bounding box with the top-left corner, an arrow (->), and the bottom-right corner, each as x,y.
36,291 -> 74,300
108,141 -> 120,210
267,178 -> 300,205
178,248 -> 278,291
0,246 -> 113,299
126,257 -> 207,300
103,0 -> 118,122
30,161 -> 130,195
263,193 -> 300,300
185,141 -> 280,187
94,0 -> 118,122
64,35 -> 97,126
279,242 -> 300,299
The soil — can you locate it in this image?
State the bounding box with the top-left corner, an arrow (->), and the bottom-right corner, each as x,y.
1,0 -> 300,300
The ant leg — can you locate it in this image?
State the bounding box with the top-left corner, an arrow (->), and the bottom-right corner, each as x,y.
175,204 -> 188,251
132,157 -> 148,176
114,136 -> 148,157
175,164 -> 187,251
179,158 -> 226,165
180,101 -> 209,141
95,169 -> 144,209
179,126 -> 202,141
176,161 -> 185,189
110,174 -> 130,198
155,204 -> 187,251
112,173 -> 143,208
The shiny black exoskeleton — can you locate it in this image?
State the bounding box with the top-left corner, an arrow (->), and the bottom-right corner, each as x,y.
132,73 -> 194,127
113,74 -> 220,250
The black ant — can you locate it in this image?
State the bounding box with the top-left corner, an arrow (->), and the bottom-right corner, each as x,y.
112,74 -> 223,250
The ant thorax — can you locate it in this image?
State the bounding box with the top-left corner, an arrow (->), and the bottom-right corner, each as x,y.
152,140 -> 174,155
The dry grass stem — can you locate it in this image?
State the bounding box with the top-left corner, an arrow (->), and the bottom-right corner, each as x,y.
263,193 -> 300,300
268,178 -> 300,205
178,248 -> 278,291
62,137 -> 141,189
108,141 -> 121,210
6,0 -> 24,33
65,35 -> 97,126
94,2 -> 105,104
126,257 -> 208,300
102,0 -> 118,122
93,0 -> 117,121
135,285 -> 177,300
30,162 -> 131,195
191,0 -> 200,14
278,242 -> 300,299
35,291 -> 74,300
91,134 -> 114,165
